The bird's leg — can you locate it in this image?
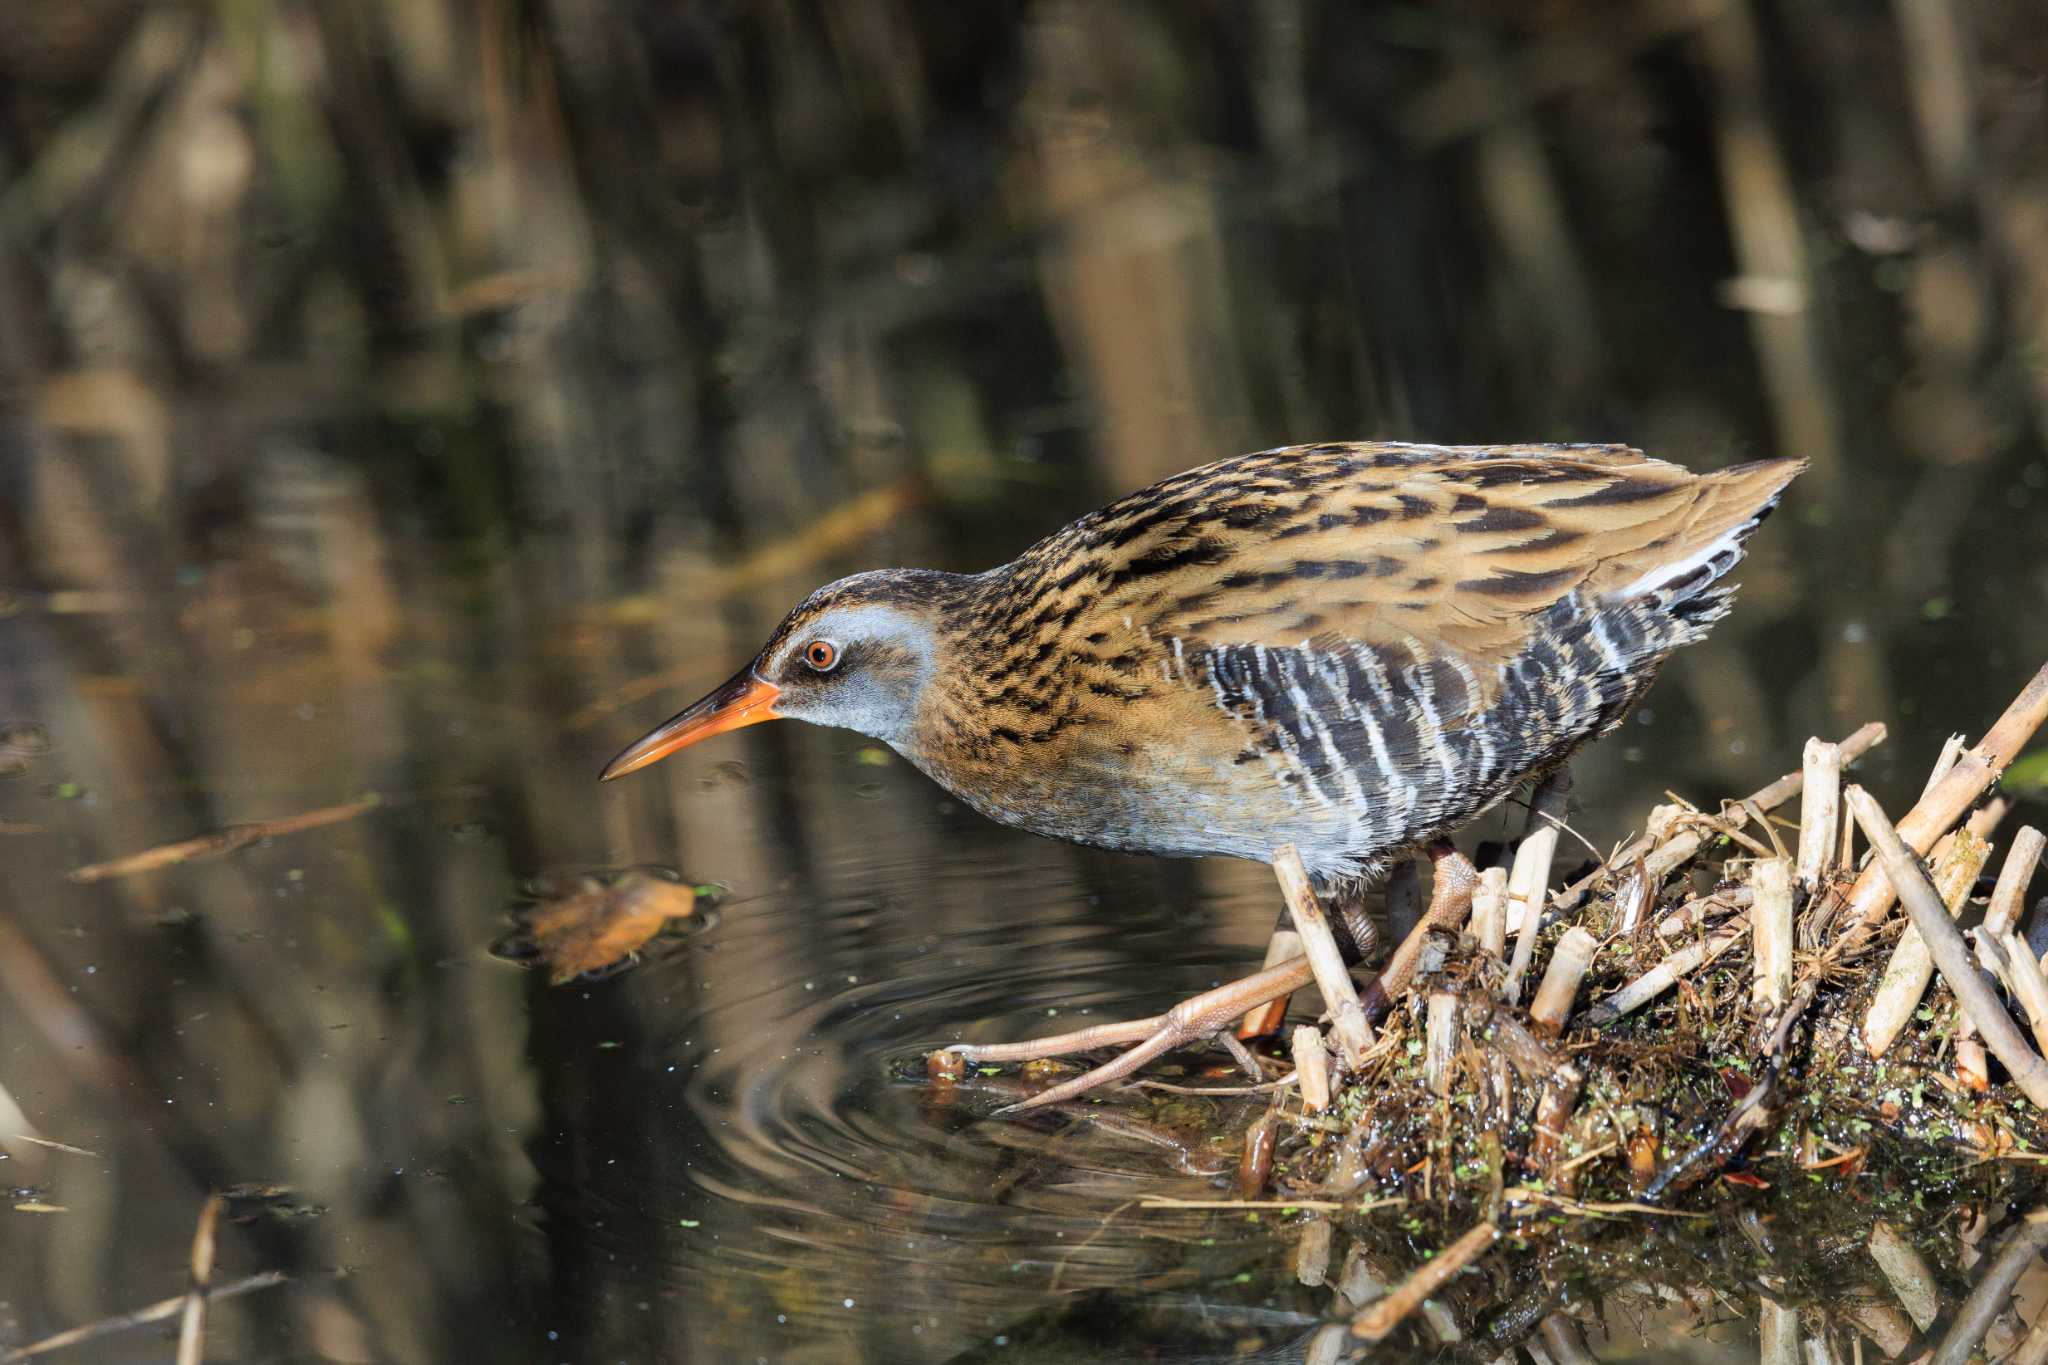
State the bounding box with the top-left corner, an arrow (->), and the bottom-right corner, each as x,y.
941,955 -> 1318,1113
940,847 -> 1476,1117
1359,840 -> 1479,1016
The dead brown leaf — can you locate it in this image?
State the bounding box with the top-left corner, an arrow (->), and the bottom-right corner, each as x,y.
510,872 -> 699,984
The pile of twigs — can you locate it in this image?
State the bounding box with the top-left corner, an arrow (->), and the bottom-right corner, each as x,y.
1236,663 -> 2048,1354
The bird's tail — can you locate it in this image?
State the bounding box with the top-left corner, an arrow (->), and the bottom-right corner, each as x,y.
1609,457 -> 1805,612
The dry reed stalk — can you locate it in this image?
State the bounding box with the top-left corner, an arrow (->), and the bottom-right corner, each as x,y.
1802,1333 -> 1837,1365
1349,1218 -> 1498,1342
1504,771 -> 1573,1002
175,1193 -> 223,1365
1274,845 -> 1373,1066
1931,1210 -> 2048,1365
1837,664 -> 2048,946
1923,733 -> 1968,798
1999,931 -> 2048,1057
1760,1298 -> 1799,1365
1751,857 -> 1794,1009
1866,1222 -> 1940,1331
1579,918 -> 1749,1027
1295,1217 -> 1332,1288
0,1272 -> 289,1363
1292,1025 -> 1331,1112
1848,788 -> 2048,1107
1471,867 -> 1510,960
1796,738 -> 1842,892
1426,990 -> 1461,1095
1860,830 -> 1989,1058
1985,827 -> 2046,938
1529,928 -> 1598,1037
1655,887 -> 1752,937
1554,722 -> 1887,913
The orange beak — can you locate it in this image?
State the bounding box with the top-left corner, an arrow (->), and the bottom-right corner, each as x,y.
599,669 -> 782,781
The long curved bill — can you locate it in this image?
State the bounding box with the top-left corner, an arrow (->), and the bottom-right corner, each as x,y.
599,669 -> 782,781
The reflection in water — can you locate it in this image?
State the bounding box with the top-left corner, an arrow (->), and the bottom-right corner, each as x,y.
1,0 -> 2047,1361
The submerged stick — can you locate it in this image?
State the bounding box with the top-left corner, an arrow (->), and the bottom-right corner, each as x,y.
1848,788 -> 2048,1107
1555,721 -> 1887,913
1760,1298 -> 1799,1365
0,1272 -> 289,1362
1274,845 -> 1372,1066
1295,1217 -> 1333,1288
1751,857 -> 1794,1009
1349,1218 -> 1498,1342
175,1194 -> 223,1365
68,796 -> 381,883
1838,663 -> 2048,946
1866,1221 -> 1940,1331
1504,771 -> 1573,1002
1796,738 -> 1842,892
1529,928 -> 1598,1036
1861,830 -> 1989,1057
1931,1209 -> 2048,1365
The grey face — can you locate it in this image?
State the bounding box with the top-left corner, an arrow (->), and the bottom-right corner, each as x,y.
756,601 -> 937,746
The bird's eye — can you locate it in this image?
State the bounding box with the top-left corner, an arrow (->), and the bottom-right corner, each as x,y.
802,640 -> 840,672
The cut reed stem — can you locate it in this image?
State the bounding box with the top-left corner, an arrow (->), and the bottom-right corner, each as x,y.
1529,927 -> 1598,1037
1274,844 -> 1373,1066
1795,738 -> 1842,892
1751,857 -> 1794,1009
1292,1025 -> 1331,1112
1504,770 -> 1573,1003
1471,866 -> 1510,960
1426,990 -> 1462,1096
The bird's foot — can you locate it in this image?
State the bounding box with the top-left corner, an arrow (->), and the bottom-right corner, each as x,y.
935,842 -> 1478,1117
936,954 -> 1318,1115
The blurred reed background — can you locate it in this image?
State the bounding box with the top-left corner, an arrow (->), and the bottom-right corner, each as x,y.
0,1 -> 2045,1360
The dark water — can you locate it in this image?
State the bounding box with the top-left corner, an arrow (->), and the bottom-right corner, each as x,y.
4,3 -> 2048,1361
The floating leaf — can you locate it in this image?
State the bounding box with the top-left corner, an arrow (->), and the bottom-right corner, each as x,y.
499,870 -> 699,984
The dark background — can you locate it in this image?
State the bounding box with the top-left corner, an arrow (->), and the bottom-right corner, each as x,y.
0,1 -> 2044,1360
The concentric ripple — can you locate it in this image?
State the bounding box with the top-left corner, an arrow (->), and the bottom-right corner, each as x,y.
529,826 -> 1316,1361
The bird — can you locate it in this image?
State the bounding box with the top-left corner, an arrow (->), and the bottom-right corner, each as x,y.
601,441 -> 1801,1106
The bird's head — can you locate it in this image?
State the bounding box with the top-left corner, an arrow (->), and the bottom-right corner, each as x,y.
599,569 -> 960,781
